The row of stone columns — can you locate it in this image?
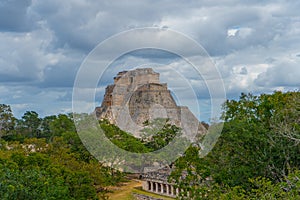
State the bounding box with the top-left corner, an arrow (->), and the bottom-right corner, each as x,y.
146,181 -> 179,197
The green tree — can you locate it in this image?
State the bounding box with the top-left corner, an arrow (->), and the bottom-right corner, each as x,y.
0,104 -> 15,137
20,111 -> 42,138
218,91 -> 300,183
141,118 -> 181,151
49,114 -> 76,137
270,92 -> 300,145
40,115 -> 57,138
100,119 -> 150,153
0,152 -> 99,200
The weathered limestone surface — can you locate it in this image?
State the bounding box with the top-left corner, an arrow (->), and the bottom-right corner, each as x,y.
95,68 -> 206,138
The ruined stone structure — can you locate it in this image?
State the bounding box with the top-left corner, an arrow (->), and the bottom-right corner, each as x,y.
140,166 -> 178,198
95,68 -> 206,139
98,68 -> 161,113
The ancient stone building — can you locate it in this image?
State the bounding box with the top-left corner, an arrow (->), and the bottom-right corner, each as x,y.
140,166 -> 178,198
95,68 -> 206,139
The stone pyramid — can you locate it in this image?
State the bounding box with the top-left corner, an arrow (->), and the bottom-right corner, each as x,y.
95,68 -> 206,140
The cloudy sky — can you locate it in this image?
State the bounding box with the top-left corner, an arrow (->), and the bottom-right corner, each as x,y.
0,0 -> 299,122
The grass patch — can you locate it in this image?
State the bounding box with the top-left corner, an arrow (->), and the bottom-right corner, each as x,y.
106,179 -> 176,200
107,179 -> 141,200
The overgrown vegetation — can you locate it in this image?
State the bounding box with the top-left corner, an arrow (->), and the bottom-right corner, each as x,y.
100,118 -> 180,153
0,91 -> 299,199
170,91 -> 300,199
0,108 -> 124,200
0,104 -> 182,199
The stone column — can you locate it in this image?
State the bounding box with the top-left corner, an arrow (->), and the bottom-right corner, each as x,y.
171,186 -> 174,196
166,184 -> 169,195
155,182 -> 159,193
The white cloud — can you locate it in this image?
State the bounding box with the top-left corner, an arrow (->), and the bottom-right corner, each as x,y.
255,58 -> 300,88
227,28 -> 239,37
0,29 -> 55,82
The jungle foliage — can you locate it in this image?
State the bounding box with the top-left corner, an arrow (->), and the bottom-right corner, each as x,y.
170,91 -> 300,199
0,91 -> 299,199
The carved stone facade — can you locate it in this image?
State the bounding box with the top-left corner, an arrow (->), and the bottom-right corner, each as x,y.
140,166 -> 183,198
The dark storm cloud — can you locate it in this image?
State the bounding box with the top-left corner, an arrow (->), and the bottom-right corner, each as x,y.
0,0 -> 33,32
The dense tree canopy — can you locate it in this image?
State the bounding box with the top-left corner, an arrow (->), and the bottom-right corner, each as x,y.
0,109 -> 125,200
170,91 -> 300,199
